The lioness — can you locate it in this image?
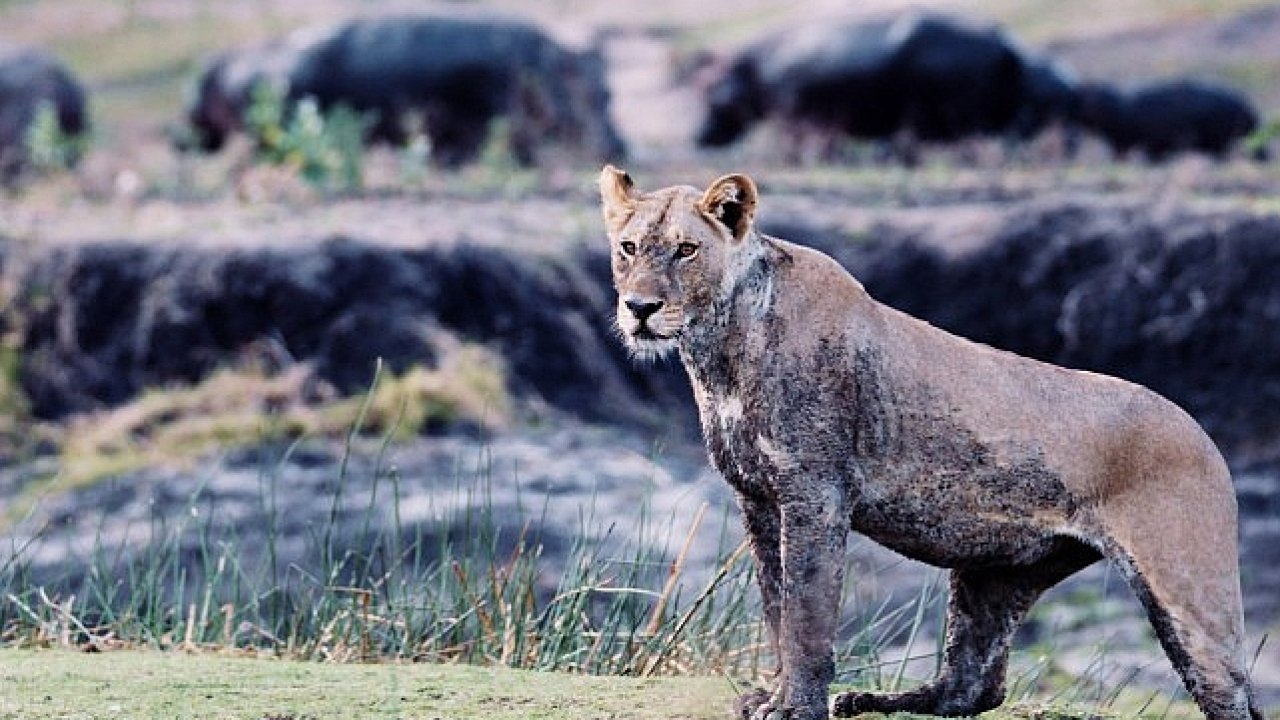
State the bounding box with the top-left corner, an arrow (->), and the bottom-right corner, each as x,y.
599,166 -> 1263,720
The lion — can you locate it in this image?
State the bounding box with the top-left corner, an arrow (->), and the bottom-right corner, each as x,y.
599,165 -> 1264,720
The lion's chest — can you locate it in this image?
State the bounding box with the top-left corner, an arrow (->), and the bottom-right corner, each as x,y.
696,392 -> 807,499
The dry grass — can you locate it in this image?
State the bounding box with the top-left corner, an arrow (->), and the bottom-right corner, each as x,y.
54,342 -> 509,488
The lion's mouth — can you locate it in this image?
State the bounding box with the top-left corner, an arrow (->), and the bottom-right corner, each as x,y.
616,304 -> 681,360
620,320 -> 680,361
632,326 -> 671,341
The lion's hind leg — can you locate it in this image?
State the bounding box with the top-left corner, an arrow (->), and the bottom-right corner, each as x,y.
833,541 -> 1098,718
1100,530 -> 1262,720
1090,402 -> 1268,720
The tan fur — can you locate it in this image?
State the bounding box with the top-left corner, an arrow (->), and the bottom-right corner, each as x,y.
599,166 -> 1262,720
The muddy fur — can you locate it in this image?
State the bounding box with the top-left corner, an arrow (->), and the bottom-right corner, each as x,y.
599,166 -> 1263,720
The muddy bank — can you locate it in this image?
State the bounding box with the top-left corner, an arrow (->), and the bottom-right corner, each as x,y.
6,197 -> 1280,459
0,234 -> 692,431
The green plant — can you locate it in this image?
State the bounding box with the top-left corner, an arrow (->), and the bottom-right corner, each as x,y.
23,100 -> 89,174
1244,117 -> 1280,159
397,133 -> 432,187
477,118 -> 518,173
245,82 -> 370,193
0,327 -> 50,461
0,331 -> 29,423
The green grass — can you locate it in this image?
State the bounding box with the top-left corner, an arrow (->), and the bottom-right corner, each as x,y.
0,647 -> 1204,720
0,647 -> 733,720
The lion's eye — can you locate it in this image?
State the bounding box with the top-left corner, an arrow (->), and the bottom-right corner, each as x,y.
620,241 -> 637,256
676,242 -> 699,259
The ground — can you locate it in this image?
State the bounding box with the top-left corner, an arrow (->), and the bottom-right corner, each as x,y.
0,647 -> 733,720
0,647 -> 1205,720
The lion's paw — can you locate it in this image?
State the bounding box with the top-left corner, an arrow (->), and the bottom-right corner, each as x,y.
733,687 -> 778,720
831,690 -> 874,717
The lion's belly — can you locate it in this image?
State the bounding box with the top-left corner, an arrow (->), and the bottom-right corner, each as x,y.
701,389 -> 1084,568
709,428 -> 1080,568
851,460 -> 1079,568
851,495 -> 1070,568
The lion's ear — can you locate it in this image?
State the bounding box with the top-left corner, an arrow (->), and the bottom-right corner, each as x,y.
699,173 -> 758,241
599,164 -> 638,236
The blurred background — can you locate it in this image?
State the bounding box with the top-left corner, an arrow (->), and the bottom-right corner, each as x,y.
4,0 -> 1280,196
2,1 -> 1279,716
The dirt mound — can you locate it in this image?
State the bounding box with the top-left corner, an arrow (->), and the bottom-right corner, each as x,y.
0,236 -> 692,430
783,201 -> 1280,459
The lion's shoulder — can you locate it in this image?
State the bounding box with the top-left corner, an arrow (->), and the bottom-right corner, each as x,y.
758,235 -> 875,332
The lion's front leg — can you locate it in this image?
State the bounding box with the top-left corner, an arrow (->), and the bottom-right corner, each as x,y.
734,491 -> 785,719
739,492 -> 784,665
774,490 -> 849,720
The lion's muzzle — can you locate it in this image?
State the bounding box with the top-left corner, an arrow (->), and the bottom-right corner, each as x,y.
616,293 -> 680,359
619,293 -> 670,339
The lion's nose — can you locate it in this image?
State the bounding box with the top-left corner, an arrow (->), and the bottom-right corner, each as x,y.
624,297 -> 664,322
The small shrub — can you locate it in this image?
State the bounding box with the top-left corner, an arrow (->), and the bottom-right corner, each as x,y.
244,82 -> 371,193
0,333 -> 29,422
477,118 -> 519,173
1244,117 -> 1280,159
397,133 -> 432,186
0,328 -> 53,463
23,100 -> 89,174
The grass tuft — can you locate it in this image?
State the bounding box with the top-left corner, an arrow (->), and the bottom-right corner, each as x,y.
46,343 -> 508,491
1,443 -> 764,680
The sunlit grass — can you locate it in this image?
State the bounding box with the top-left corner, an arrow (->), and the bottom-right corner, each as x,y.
14,342 -> 509,501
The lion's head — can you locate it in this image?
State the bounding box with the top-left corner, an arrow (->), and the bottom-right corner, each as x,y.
598,165 -> 760,360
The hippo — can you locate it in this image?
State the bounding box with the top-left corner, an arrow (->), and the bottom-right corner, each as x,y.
1078,79 -> 1260,160
695,14 -> 1031,151
187,12 -> 625,166
0,44 -> 88,178
1010,56 -> 1081,141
